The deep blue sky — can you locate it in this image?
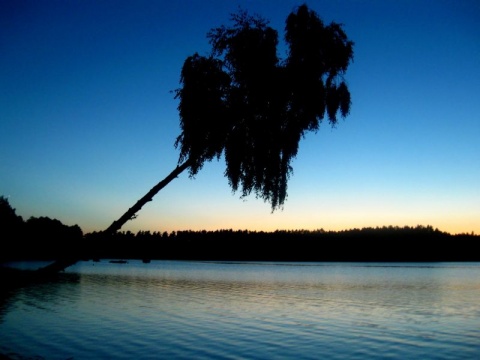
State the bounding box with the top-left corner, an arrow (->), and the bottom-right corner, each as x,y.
1,0 -> 479,235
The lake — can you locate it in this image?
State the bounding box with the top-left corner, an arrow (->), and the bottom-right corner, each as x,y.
1,261 -> 479,359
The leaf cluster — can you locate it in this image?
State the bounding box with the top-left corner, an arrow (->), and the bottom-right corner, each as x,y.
174,4 -> 354,210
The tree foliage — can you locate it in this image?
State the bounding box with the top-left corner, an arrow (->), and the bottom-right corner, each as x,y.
0,196 -> 84,262
175,4 -> 354,210
0,196 -> 24,229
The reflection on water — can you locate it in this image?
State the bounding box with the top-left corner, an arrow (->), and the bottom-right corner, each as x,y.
1,261 -> 480,359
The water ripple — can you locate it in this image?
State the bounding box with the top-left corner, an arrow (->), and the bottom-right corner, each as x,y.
1,261 -> 480,359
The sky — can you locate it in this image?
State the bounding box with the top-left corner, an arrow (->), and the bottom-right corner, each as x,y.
1,0 -> 479,235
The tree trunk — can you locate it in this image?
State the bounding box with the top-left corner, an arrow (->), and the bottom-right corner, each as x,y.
37,159 -> 192,274
103,159 -> 192,235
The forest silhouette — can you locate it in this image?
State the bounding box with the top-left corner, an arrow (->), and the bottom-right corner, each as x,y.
1,196 -> 479,264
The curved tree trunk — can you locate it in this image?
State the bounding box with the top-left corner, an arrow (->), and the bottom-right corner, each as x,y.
37,159 -> 192,274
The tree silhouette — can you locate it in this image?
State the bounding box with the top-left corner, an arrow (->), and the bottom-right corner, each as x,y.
0,196 -> 24,229
0,196 -> 25,261
39,4 -> 353,274
104,4 -> 353,235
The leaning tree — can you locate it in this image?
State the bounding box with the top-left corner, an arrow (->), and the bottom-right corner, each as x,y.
41,4 -> 353,273
105,4 -> 353,233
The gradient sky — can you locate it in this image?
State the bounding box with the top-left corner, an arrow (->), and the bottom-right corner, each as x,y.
1,0 -> 479,235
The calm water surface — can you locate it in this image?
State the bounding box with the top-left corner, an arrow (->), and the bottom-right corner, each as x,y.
1,261 -> 479,359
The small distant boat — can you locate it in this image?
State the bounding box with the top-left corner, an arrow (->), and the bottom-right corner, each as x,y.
109,260 -> 128,264
142,259 -> 151,264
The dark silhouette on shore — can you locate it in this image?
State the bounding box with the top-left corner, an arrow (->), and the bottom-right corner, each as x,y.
80,226 -> 479,263
1,196 -> 479,267
1,196 -> 83,272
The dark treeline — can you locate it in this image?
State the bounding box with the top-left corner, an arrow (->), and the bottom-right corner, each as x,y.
2,196 -> 479,262
83,226 -> 479,262
1,196 -> 83,262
